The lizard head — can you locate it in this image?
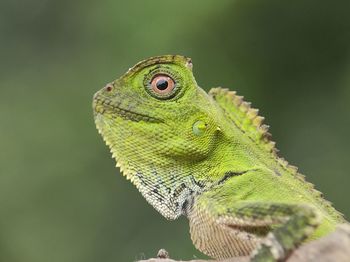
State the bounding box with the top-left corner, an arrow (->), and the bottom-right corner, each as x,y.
93,55 -> 221,219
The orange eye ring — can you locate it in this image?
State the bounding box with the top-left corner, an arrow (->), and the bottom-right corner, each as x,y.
150,74 -> 175,96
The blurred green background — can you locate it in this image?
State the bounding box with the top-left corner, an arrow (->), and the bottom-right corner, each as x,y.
1,0 -> 350,261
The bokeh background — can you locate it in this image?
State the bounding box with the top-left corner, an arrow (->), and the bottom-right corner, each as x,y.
1,1 -> 350,261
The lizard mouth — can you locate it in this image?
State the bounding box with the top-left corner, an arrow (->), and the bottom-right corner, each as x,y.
93,96 -> 162,123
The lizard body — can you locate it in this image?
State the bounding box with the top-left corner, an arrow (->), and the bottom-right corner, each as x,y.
93,55 -> 346,261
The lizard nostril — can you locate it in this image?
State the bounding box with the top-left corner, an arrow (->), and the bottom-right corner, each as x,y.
105,84 -> 113,92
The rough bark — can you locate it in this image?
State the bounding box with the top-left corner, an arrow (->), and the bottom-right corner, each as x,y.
138,224 -> 350,262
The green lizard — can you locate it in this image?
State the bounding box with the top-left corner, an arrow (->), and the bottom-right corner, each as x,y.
93,55 -> 346,261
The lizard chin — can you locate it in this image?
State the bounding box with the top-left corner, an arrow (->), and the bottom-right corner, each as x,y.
93,112 -> 203,220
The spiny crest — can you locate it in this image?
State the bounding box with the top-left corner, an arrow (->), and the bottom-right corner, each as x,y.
209,87 -> 301,176
209,87 -> 345,221
209,87 -> 277,155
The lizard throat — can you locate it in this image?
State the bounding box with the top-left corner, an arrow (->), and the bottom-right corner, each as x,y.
93,98 -> 162,123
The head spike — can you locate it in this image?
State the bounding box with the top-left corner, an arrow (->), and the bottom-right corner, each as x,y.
247,108 -> 259,119
239,102 -> 251,113
253,116 -> 265,127
260,124 -> 270,134
233,95 -> 244,106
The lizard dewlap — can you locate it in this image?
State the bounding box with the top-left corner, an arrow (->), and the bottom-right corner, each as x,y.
93,55 -> 346,261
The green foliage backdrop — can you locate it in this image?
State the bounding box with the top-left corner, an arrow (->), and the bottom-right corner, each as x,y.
1,1 -> 349,261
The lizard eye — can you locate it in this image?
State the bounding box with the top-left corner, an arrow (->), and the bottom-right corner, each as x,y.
150,74 -> 175,96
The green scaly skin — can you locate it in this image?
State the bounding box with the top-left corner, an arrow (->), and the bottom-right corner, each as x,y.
93,55 -> 346,261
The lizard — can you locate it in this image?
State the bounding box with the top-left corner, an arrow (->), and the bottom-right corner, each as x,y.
92,55 -> 347,261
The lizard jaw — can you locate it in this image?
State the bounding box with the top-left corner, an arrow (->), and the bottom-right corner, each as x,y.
93,96 -> 162,123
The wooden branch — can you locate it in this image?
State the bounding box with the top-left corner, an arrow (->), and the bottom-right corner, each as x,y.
137,223 -> 350,262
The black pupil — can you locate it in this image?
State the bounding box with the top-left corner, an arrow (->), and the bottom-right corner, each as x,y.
156,79 -> 168,90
